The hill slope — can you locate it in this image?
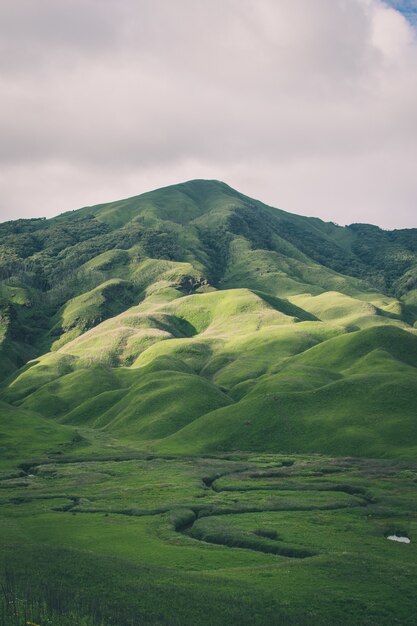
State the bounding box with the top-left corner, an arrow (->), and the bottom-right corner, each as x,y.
1,179 -> 417,461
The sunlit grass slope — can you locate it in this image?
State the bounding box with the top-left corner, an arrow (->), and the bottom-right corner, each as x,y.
2,280 -> 417,459
152,325 -> 417,458
0,400 -> 77,464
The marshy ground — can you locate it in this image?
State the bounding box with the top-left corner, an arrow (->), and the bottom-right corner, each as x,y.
1,451 -> 416,625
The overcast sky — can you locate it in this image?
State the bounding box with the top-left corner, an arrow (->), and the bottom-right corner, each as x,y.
1,0 -> 416,229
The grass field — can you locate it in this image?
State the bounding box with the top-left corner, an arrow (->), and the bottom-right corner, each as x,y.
1,448 -> 416,625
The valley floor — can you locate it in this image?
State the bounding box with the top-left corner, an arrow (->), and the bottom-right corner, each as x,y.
1,448 -> 416,625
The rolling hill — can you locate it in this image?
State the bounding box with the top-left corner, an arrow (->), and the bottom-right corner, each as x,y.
1,179 -> 417,462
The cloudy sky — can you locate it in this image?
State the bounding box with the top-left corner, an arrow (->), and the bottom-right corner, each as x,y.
1,0 -> 416,228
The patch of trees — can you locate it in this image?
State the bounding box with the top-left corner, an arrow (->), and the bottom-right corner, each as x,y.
349,224 -> 417,294
278,219 -> 363,277
0,215 -> 182,292
198,226 -> 233,284
228,204 -> 275,251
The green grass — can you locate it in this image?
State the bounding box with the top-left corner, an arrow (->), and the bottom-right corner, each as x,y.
157,371 -> 417,458
2,287 -> 417,459
1,179 -> 417,623
1,453 -> 416,625
50,278 -> 137,349
0,401 -> 78,465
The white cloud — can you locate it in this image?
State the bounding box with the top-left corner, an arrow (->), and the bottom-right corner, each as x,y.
0,0 -> 416,228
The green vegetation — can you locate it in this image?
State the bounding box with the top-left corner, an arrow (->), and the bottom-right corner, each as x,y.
1,179 -> 417,624
1,453 -> 416,625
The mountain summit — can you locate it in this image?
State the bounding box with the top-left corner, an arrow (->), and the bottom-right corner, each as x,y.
1,179 -> 417,459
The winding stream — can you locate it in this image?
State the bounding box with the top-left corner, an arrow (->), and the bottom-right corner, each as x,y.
5,455 -> 380,560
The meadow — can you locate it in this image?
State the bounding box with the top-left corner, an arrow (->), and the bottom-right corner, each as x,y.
1,446 -> 416,625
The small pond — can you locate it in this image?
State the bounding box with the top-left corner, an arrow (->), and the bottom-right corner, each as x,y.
386,534 -> 411,544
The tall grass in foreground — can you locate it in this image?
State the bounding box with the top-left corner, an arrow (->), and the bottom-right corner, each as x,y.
0,568 -> 138,626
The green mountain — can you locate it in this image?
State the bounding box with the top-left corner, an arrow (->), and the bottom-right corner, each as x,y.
1,179 -> 417,461
2,180 -> 417,626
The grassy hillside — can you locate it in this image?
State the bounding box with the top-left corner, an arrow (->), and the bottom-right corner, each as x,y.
1,180 -> 417,461
1,180 -> 417,625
